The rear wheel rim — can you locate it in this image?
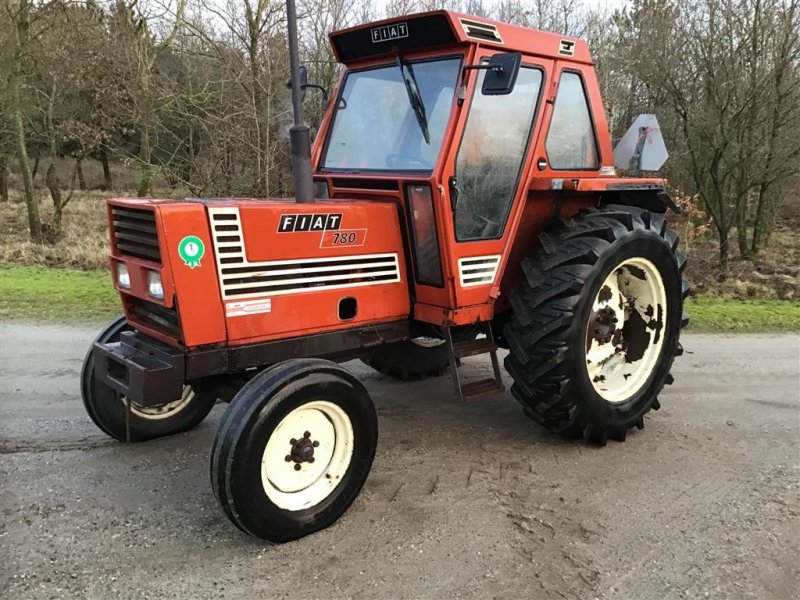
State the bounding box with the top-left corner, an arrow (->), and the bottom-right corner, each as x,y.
410,336 -> 445,349
585,257 -> 667,404
125,386 -> 195,421
261,401 -> 354,511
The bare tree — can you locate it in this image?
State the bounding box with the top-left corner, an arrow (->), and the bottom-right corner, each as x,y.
619,0 -> 800,278
4,0 -> 43,240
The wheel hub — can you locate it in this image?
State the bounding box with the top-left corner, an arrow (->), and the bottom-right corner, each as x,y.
589,304 -> 618,346
285,431 -> 320,470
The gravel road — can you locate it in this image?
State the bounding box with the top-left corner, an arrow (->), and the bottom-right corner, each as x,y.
1,322 -> 798,600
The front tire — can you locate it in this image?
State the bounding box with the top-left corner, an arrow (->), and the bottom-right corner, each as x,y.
503,206 -> 689,444
211,359 -> 378,542
81,317 -> 217,442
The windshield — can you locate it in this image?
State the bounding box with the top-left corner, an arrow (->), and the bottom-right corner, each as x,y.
322,57 -> 461,172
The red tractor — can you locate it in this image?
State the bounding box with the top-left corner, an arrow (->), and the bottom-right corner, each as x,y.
82,9 -> 688,542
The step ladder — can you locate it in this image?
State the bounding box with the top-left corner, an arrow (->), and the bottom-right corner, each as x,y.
444,322 -> 504,401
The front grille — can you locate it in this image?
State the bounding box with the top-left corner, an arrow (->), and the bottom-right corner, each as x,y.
111,207 -> 161,263
128,297 -> 181,341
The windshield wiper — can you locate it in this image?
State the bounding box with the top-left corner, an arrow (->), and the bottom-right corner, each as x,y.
396,52 -> 430,144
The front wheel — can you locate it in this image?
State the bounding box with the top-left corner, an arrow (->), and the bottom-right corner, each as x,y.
211,358 -> 377,542
81,317 -> 217,442
503,206 -> 689,444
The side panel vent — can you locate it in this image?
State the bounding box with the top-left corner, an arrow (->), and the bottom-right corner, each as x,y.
208,208 -> 401,300
111,207 -> 161,263
458,255 -> 501,287
459,18 -> 503,44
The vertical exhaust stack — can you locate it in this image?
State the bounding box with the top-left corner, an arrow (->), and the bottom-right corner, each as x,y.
286,0 -> 314,203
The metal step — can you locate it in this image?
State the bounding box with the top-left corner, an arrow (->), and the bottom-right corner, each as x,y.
460,378 -> 505,400
444,322 -> 504,401
452,337 -> 497,358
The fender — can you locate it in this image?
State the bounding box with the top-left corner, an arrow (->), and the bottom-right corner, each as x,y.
600,186 -> 681,214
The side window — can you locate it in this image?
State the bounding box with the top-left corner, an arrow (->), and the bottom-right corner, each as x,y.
454,66 -> 543,241
545,71 -> 599,170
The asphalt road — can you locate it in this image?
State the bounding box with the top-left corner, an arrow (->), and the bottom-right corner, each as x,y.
1,322 -> 798,600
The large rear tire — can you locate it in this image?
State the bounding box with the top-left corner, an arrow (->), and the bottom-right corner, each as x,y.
211,358 -> 377,542
360,338 -> 450,380
503,206 -> 689,445
361,326 -> 478,381
81,317 -> 217,442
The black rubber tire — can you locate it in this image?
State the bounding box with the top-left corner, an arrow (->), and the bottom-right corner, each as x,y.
503,206 -> 689,445
360,326 -> 479,381
361,339 -> 450,380
211,358 -> 378,542
81,317 -> 217,442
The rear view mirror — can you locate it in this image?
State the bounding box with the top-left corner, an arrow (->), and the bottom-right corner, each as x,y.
481,52 -> 521,95
286,65 -> 329,105
286,65 -> 309,100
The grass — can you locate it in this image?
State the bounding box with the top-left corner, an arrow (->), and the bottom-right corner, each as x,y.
685,296 -> 800,332
0,266 -> 120,322
1,265 -> 798,332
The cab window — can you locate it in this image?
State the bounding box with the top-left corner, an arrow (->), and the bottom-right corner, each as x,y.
545,71 -> 599,170
454,66 -> 543,241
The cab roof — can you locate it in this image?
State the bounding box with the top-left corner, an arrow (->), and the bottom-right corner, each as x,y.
329,10 -> 592,65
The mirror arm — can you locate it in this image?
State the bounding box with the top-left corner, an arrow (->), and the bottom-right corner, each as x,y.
462,64 -> 503,73
460,63 -> 503,87
302,83 -> 329,104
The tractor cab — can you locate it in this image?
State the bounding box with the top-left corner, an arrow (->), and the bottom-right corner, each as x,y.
309,11 -> 618,324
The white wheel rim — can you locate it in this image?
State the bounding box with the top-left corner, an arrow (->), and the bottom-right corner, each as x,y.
261,401 -> 354,512
123,386 -> 195,421
410,336 -> 446,348
585,257 -> 667,404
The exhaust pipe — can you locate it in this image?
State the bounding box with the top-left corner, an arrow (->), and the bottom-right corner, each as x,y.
286,0 -> 314,203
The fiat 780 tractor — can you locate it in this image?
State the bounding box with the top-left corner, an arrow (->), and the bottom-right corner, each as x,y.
82,10 -> 688,542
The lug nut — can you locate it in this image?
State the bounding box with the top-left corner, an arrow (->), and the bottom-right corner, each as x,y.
303,431 -> 311,438
290,438 -> 297,445
312,441 -> 319,447
294,464 -> 301,471
308,457 -> 315,464
284,455 -> 292,462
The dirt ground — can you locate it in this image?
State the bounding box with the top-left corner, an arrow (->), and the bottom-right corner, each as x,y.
1,323 -> 798,599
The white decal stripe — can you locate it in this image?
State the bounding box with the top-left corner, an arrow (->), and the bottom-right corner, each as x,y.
208,207 -> 401,300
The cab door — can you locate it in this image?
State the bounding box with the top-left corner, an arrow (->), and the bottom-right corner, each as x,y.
440,56 -> 553,309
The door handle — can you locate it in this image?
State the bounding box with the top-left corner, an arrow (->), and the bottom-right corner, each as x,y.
448,176 -> 460,211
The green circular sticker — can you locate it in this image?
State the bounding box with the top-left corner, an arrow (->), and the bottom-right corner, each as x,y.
178,235 -> 205,268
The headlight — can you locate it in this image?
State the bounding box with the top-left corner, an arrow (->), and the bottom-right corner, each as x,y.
117,263 -> 131,288
147,270 -> 164,299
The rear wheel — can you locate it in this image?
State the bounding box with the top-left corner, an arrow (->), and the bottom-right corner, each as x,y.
503,206 -> 689,444
81,317 -> 217,442
361,338 -> 450,380
361,326 -> 478,380
211,358 -> 377,542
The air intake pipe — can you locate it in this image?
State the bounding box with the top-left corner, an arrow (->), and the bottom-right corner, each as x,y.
286,0 -> 314,203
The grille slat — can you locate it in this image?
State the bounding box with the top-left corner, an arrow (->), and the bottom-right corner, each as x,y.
111,207 -> 161,263
128,298 -> 181,340
458,255 -> 501,287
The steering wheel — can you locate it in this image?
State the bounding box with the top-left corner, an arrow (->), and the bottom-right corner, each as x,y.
385,153 -> 433,170
477,214 -> 501,237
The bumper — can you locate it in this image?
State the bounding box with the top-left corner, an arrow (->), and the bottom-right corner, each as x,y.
91,319 -> 411,407
93,331 -> 185,407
